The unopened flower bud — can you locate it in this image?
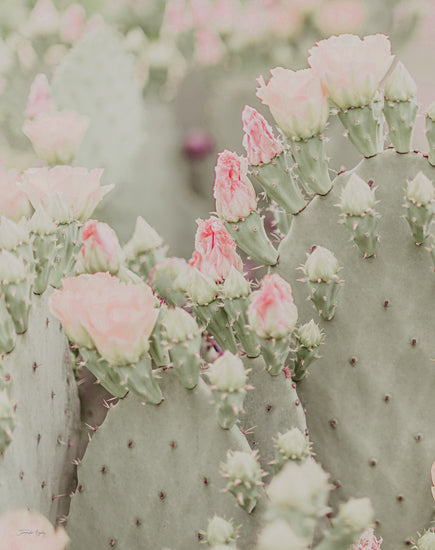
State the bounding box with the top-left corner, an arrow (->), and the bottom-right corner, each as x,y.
222,450 -> 261,483
274,428 -> 310,461
208,351 -> 247,392
340,174 -> 375,215
298,319 -> 322,348
406,172 -> 434,206
206,516 -> 236,546
163,307 -> 200,343
222,266 -> 251,299
384,62 -> 417,102
78,220 -> 124,275
29,206 -> 57,236
0,250 -> 27,283
304,246 -> 339,283
416,532 -> 435,550
335,497 -> 374,532
124,216 -> 163,259
0,217 -> 30,251
187,268 -> 219,305
257,520 -> 308,550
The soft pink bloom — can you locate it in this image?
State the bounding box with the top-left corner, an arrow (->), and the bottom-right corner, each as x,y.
60,4 -> 86,43
314,0 -> 367,35
0,163 -> 32,222
242,105 -> 283,165
211,0 -> 240,33
25,74 -> 53,118
0,509 -> 69,550
78,220 -> 124,274
21,166 -> 113,222
350,528 -> 383,550
50,273 -> 160,365
256,67 -> 329,140
213,150 -> 257,222
23,110 -> 89,164
308,34 -> 395,109
267,5 -> 302,38
161,0 -> 192,36
194,28 -> 225,66
189,217 -> 243,283
248,273 -> 298,339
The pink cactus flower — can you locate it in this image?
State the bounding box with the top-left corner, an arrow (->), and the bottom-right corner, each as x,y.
20,166 -> 113,222
0,509 -> 69,550
25,74 -> 53,118
256,67 -> 329,140
308,34 -> 394,109
161,0 -> 192,36
189,217 -> 243,283
27,0 -> 59,36
314,0 -> 367,35
23,109 -> 89,165
194,28 -> 225,66
248,273 -> 298,339
50,273 -> 159,365
78,220 -> 124,275
242,105 -> 283,166
350,528 -> 383,550
213,150 -> 257,222
0,163 -> 32,222
60,4 -> 86,44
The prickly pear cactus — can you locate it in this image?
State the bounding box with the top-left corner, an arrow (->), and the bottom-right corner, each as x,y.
52,28 -> 146,186
0,289 -> 80,523
240,356 -> 307,475
275,149 -> 435,547
65,371 -> 266,550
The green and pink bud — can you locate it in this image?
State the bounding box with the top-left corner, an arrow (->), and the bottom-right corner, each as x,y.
0,164 -> 32,223
404,172 -> 434,245
25,73 -> 53,118
213,150 -> 257,223
204,516 -> 236,547
77,220 -> 124,275
221,450 -> 264,513
349,528 -> 382,550
242,105 -> 283,166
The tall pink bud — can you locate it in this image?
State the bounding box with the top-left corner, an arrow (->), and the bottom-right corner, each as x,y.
60,4 -> 86,44
248,274 -> 298,339
242,105 -> 283,166
78,220 -> 124,275
213,150 -> 257,222
189,217 -> 243,283
25,73 -> 53,118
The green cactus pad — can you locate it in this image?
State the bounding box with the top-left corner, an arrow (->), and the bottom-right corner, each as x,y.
66,371 -> 265,549
275,150 -> 435,548
0,289 -> 80,523
52,28 -> 146,186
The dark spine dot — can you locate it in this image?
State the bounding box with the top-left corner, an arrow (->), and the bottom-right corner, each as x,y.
330,420 -> 337,428
127,440 -> 133,448
266,405 -> 272,412
159,491 -> 165,500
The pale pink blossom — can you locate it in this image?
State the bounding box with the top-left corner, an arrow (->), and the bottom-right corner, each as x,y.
161,0 -> 192,36
256,67 -> 329,140
23,110 -> 89,164
314,0 -> 367,35
60,4 -> 86,44
242,105 -> 283,165
248,273 -> 298,339
211,0 -> 240,33
308,34 -> 394,109
25,73 -> 53,118
194,28 -> 225,66
0,509 -> 69,550
350,528 -> 383,550
50,273 -> 159,365
78,220 -> 124,274
189,217 -> 243,283
213,150 -> 257,222
0,164 -> 32,222
21,166 -> 113,222
267,5 -> 302,38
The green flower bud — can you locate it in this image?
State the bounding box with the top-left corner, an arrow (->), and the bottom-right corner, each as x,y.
384,62 -> 417,102
406,172 -> 434,206
340,174 -> 375,216
124,216 -> 163,259
335,497 -> 374,532
304,246 -> 339,283
274,428 -> 310,461
257,520 -> 308,550
222,266 -> 251,299
298,320 -> 322,348
222,450 -> 262,484
0,217 -> 30,250
29,206 -> 57,236
163,307 -> 200,343
208,351 -> 247,392
416,532 -> 435,550
206,516 -> 236,546
187,268 -> 219,306
0,250 -> 27,283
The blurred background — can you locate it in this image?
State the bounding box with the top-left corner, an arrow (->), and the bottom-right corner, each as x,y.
0,0 -> 433,257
